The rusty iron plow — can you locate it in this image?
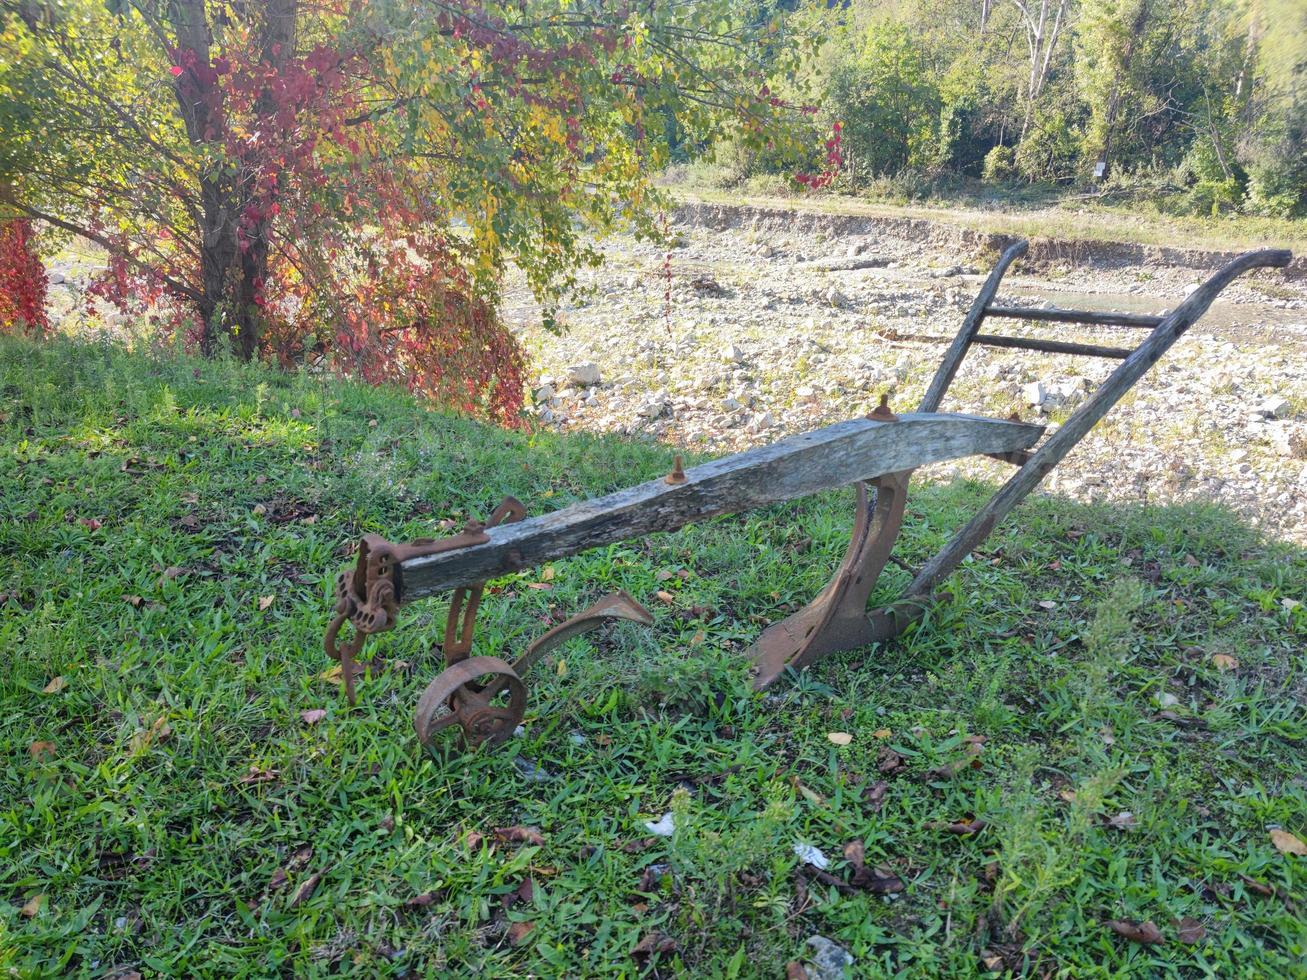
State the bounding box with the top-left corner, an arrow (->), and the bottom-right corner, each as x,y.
322,242 -> 1292,752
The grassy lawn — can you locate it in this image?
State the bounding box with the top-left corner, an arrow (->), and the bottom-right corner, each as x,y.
3,336 -> 1305,977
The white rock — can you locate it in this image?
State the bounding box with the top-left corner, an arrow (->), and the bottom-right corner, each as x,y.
534,384 -> 556,404
1257,396 -> 1291,419
1023,381 -> 1048,408
638,397 -> 667,419
566,362 -> 602,386
723,343 -> 745,364
804,935 -> 854,980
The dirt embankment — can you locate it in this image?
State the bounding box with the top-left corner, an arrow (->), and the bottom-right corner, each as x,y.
673,200 -> 1307,277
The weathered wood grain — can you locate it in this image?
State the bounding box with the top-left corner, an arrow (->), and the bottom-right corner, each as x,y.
907,247 -> 1293,598
984,305 -> 1163,329
399,412 -> 1044,601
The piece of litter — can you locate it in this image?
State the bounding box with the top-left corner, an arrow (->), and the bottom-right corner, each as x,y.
645,812 -> 676,837
513,725 -> 526,737
569,732 -> 588,746
793,842 -> 829,870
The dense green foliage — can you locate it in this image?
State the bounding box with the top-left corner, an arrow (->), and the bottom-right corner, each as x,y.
3,337 -> 1304,974
721,0 -> 1307,217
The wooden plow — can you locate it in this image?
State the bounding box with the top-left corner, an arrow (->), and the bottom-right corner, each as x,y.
323,242 -> 1292,750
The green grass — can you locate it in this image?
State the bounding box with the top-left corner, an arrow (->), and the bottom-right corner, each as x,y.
3,335 -> 1305,977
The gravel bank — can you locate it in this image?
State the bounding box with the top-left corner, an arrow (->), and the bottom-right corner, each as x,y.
507,202 -> 1307,545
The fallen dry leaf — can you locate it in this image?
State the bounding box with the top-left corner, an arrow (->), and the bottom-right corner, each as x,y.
238,766 -> 279,786
540,566 -> 555,582
494,825 -> 545,846
872,728 -> 893,739
268,868 -> 288,890
79,517 -> 102,530
979,949 -> 1005,972
28,740 -> 56,761
506,921 -> 535,946
123,594 -> 144,608
785,962 -> 809,980
654,589 -> 675,604
19,894 -> 44,918
1270,828 -> 1307,856
1107,811 -> 1137,831
1037,599 -> 1057,610
258,595 -> 275,611
300,708 -> 327,725
630,931 -> 676,958
843,838 -> 905,894
161,565 -> 186,581
932,816 -> 986,836
790,776 -> 826,806
1174,916 -> 1206,944
405,891 -> 436,907
877,746 -> 905,775
252,503 -> 267,516
1106,919 -> 1164,944
655,569 -> 674,582
289,871 -> 322,908
42,676 -> 66,694
1210,654 -> 1239,671
129,716 -> 172,753
827,731 -> 853,746
864,779 -> 889,812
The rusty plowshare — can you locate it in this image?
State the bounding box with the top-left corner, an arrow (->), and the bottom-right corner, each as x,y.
323,241 -> 1292,750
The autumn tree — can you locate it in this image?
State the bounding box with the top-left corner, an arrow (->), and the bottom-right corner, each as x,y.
0,0 -> 806,421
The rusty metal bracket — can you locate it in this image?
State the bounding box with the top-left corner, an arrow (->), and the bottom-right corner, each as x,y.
324,496 -> 525,703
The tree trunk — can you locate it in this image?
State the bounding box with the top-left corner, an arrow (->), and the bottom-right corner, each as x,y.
169,0 -> 295,360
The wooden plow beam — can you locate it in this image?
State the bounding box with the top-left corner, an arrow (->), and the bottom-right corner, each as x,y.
322,243 -> 1292,751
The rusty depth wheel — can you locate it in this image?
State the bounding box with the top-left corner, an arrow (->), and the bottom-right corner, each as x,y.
413,656 -> 527,750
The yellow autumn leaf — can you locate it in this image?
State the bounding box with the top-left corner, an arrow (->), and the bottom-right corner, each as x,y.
872,728 -> 892,739
827,732 -> 853,746
258,595 -> 275,611
319,665 -> 344,685
1210,653 -> 1239,671
20,894 -> 44,918
42,676 -> 66,694
1270,829 -> 1306,856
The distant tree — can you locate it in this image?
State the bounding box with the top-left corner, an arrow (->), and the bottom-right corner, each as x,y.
0,0 -> 805,421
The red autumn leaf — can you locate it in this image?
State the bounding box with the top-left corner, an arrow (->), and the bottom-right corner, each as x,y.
405,892 -> 436,907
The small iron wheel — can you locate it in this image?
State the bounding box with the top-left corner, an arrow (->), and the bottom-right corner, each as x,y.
413,656 -> 526,750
